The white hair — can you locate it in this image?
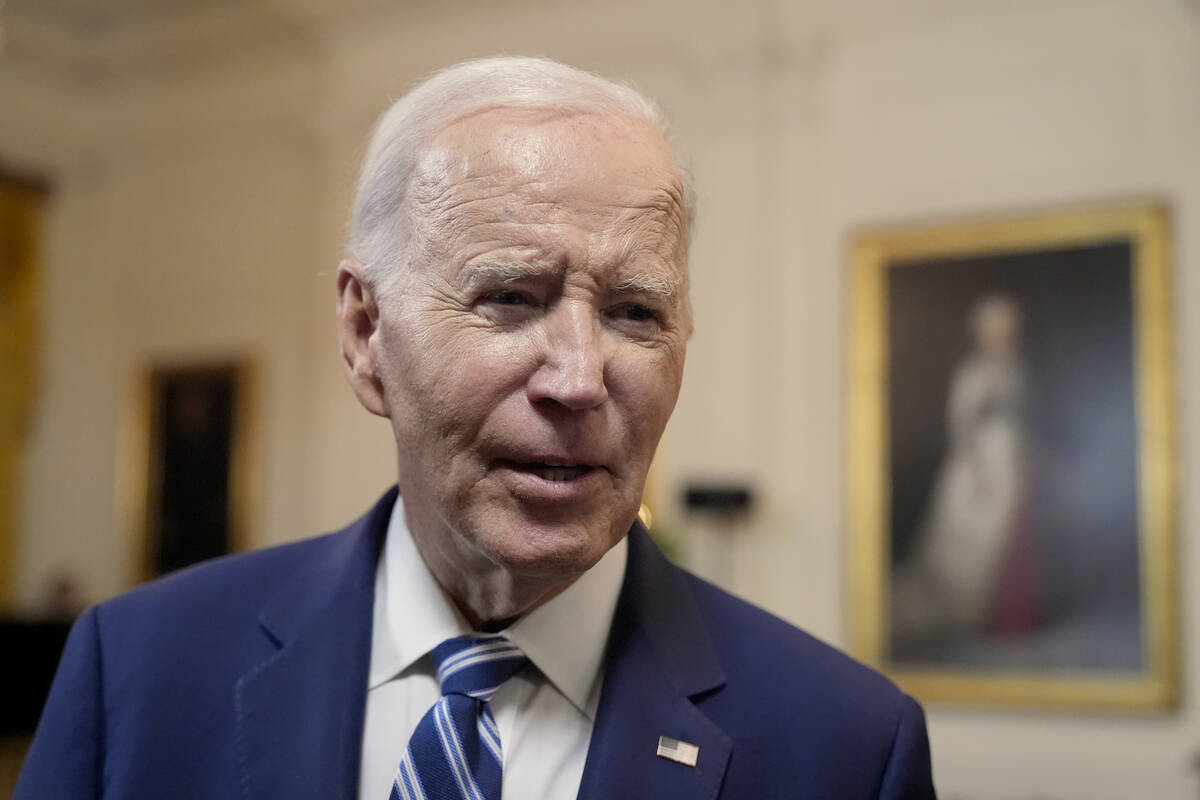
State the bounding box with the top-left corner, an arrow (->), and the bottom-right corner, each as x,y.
347,55 -> 696,294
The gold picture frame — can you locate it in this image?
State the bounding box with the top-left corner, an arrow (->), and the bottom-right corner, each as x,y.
0,172 -> 45,609
846,201 -> 1177,711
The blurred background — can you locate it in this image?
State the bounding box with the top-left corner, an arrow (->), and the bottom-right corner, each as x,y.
1,0 -> 1198,796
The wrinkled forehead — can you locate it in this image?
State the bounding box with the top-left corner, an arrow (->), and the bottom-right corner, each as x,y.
409,107 -> 689,242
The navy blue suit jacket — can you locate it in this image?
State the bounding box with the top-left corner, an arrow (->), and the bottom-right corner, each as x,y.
16,488 -> 935,798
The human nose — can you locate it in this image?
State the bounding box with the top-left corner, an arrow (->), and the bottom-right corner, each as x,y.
526,302 -> 609,410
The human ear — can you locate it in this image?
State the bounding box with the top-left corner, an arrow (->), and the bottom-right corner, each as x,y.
335,259 -> 388,417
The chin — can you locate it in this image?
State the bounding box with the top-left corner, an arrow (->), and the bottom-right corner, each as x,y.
472,515 -> 626,578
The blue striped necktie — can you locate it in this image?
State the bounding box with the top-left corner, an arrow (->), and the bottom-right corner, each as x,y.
391,635 -> 529,800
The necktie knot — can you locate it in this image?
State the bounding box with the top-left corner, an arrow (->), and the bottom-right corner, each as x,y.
392,635 -> 527,800
431,634 -> 528,703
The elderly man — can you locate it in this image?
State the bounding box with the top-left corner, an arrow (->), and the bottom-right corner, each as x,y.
16,57 -> 935,799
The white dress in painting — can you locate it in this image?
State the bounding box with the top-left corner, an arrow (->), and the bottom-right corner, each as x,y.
892,296 -> 1030,649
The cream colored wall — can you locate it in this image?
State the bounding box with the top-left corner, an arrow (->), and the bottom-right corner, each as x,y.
3,0 -> 1198,796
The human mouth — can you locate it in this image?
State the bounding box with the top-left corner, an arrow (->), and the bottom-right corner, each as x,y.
524,463 -> 593,482
493,458 -> 605,499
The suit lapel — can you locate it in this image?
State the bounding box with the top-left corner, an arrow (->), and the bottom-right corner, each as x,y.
232,495 -> 731,799
577,525 -> 732,800
235,489 -> 394,800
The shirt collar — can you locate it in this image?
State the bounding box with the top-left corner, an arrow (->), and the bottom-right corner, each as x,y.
367,494 -> 628,721
367,495 -> 467,691
506,527 -> 627,720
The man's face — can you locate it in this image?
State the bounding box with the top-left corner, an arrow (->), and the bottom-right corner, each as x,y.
362,109 -> 690,583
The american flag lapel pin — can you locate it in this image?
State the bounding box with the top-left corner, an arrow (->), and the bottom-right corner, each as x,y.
656,735 -> 700,768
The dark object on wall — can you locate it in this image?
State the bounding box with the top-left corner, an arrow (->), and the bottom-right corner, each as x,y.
682,483 -> 755,515
154,368 -> 235,574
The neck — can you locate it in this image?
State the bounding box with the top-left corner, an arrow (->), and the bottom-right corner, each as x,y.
445,571 -> 576,632
403,508 -> 581,631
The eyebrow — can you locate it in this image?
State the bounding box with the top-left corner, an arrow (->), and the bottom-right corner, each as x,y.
460,260 -> 680,299
612,273 -> 678,300
461,261 -> 546,287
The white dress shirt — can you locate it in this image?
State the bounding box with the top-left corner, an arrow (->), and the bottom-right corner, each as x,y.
358,496 -> 628,800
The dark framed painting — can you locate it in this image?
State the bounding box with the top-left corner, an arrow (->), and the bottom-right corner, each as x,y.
846,202 -> 1177,710
118,361 -> 258,583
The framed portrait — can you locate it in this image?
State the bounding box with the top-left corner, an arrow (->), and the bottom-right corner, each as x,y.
118,361 -> 259,584
846,202 -> 1177,710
